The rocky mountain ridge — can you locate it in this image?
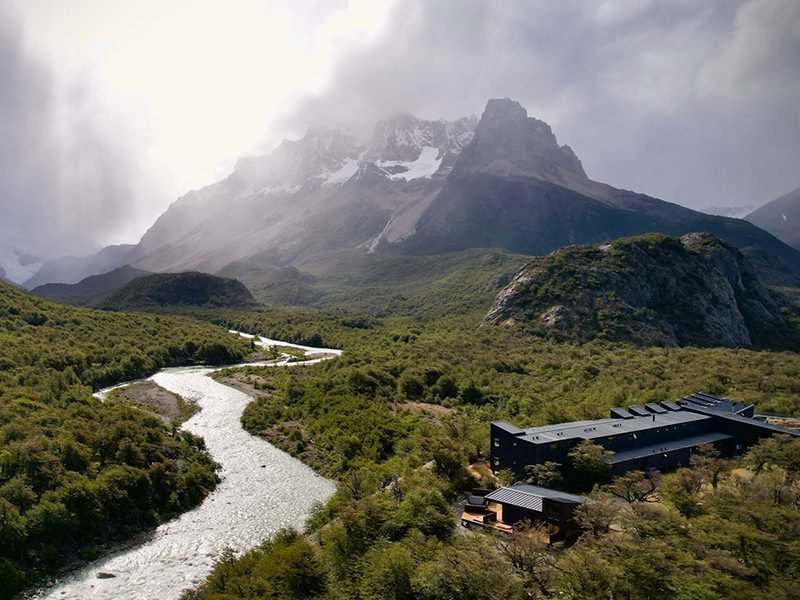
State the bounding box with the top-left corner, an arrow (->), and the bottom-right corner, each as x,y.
24,99 -> 800,297
484,233 -> 790,348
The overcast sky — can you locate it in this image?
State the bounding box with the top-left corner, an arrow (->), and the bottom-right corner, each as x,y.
1,0 -> 799,257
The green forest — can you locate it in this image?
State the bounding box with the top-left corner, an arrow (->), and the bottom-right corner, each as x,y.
177,305 -> 800,599
0,281 -> 251,597
3,280 -> 800,598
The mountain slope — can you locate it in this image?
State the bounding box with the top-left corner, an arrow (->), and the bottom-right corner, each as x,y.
393,99 -> 800,287
745,187 -> 800,250
31,264 -> 151,306
99,272 -> 258,310
484,233 -> 793,349
31,99 -> 800,296
24,243 -> 135,289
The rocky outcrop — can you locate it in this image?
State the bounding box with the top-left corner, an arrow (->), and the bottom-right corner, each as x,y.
484,233 -> 788,348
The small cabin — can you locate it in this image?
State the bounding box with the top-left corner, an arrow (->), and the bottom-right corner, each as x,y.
461,484 -> 583,542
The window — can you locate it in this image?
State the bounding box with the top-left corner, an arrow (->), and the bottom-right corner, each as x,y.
493,457 -> 500,466
549,443 -> 558,451
494,437 -> 500,448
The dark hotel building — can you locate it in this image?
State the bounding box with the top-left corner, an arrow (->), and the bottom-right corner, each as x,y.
491,392 -> 800,479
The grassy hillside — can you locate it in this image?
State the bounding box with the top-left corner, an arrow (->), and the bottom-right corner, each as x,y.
0,281 -> 252,596
221,247 -> 530,318
99,271 -> 258,311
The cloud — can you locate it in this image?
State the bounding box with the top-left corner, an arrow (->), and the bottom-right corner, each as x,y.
0,6 -> 167,257
282,0 -> 800,209
2,0 -> 797,262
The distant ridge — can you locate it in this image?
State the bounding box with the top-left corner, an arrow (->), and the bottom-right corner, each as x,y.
99,272 -> 259,310
745,187 -> 800,250
31,99 -> 800,300
32,264 -> 151,306
24,244 -> 135,289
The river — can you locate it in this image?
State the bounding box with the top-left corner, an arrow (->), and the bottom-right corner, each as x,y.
33,334 -> 339,600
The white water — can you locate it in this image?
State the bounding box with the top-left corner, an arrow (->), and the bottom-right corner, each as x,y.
35,335 -> 338,600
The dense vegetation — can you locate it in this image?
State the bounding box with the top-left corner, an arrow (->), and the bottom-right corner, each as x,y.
485,233 -> 799,350
221,247 -> 529,318
99,271 -> 258,311
31,264 -> 151,306
4,269 -> 800,598
174,305 -> 800,599
0,281 -> 252,597
184,437 -> 800,599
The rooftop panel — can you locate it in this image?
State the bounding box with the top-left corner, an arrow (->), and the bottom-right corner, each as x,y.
645,403 -> 667,414
682,405 -> 800,437
608,432 -> 733,464
492,421 -> 526,435
610,407 -> 634,419
518,411 -> 710,444
629,405 -> 650,417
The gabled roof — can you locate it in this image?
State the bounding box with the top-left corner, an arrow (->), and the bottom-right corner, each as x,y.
485,484 -> 584,510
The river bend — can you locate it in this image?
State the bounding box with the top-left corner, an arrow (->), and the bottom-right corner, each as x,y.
35,335 -> 338,600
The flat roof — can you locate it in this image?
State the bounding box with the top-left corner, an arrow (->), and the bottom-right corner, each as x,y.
503,410 -> 710,445
608,432 -> 733,465
682,405 -> 800,437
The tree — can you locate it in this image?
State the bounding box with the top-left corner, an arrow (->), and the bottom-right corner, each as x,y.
567,440 -> 613,490
573,491 -> 621,536
604,470 -> 659,503
411,537 -> 524,600
746,434 -> 800,488
660,468 -> 704,516
496,521 -> 554,593
690,444 -> 729,490
525,461 -> 563,488
358,540 -> 416,600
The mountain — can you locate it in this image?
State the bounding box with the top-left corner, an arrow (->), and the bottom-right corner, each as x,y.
34,99 -> 800,302
745,187 -> 800,250
388,99 -> 800,287
701,204 -> 760,219
0,241 -> 44,285
484,233 -> 792,348
123,114 -> 478,275
99,272 -> 258,310
31,264 -> 151,306
24,244 -> 136,289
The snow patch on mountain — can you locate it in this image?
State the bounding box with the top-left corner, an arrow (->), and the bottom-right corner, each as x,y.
322,157 -> 360,186
377,146 -> 443,180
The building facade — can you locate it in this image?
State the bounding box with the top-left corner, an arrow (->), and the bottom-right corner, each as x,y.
491,392 -> 799,479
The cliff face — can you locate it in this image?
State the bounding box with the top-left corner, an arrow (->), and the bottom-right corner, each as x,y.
484,233 -> 788,348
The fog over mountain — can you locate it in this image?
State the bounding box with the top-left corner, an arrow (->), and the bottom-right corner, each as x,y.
1,0 -> 799,283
